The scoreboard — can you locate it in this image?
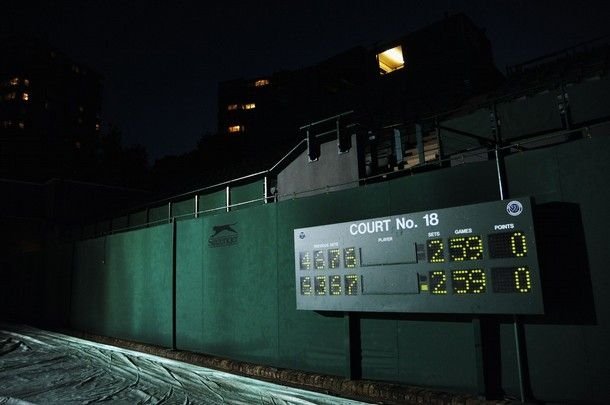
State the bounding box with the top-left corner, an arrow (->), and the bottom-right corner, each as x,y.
293,198 -> 543,314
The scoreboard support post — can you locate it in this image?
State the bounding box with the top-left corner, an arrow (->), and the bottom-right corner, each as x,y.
344,312 -> 361,380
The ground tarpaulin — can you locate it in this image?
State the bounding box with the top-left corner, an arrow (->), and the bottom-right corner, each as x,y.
0,324 -> 368,404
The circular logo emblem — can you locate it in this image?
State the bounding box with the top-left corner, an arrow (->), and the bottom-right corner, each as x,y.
506,201 -> 523,216
299,232 -> 306,239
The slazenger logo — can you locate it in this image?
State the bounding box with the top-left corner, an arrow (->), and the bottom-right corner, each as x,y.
208,223 -> 238,248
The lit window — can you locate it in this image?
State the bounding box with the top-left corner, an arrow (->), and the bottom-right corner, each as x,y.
228,125 -> 244,133
377,45 -> 405,75
18,122 -> 25,129
22,93 -> 29,101
95,123 -> 100,131
254,79 -> 269,87
24,79 -> 30,86
9,77 -> 19,86
243,103 -> 256,110
227,104 -> 238,111
6,92 -> 16,100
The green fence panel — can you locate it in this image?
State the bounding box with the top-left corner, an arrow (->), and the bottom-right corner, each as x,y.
200,205 -> 279,365
176,218 -> 204,352
103,225 -> 172,346
360,318 -> 399,380
230,180 -> 264,211
198,190 -> 226,215
71,237 -> 106,334
397,319 -> 476,390
515,137 -> 610,403
71,226 -> 172,347
42,242 -> 73,326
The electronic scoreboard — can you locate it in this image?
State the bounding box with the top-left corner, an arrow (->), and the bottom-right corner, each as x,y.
293,198 -> 543,314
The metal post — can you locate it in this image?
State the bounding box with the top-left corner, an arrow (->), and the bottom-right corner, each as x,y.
435,118 -> 443,166
168,202 -> 172,223
194,195 -> 199,218
492,103 -> 527,403
226,186 -> 230,212
170,218 -> 177,350
416,123 -> 424,165
263,176 -> 268,204
344,312 -> 361,380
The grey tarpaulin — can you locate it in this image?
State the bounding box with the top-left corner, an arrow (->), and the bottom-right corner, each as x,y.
0,324 -> 369,404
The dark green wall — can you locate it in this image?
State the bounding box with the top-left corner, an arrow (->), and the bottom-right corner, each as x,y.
66,136 -> 610,402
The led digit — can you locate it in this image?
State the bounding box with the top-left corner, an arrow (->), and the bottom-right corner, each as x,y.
514,266 -> 531,292
314,276 -> 327,296
489,231 -> 528,258
313,250 -> 325,270
511,232 -> 528,257
299,251 -> 312,270
300,277 -> 312,295
328,248 -> 341,269
449,236 -> 483,261
345,274 -> 359,295
429,271 -> 447,294
427,239 -> 445,263
452,269 -> 486,294
344,247 -> 357,268
330,275 -> 342,296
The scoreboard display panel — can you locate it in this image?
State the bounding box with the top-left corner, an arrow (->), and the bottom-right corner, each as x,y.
293,198 -> 543,314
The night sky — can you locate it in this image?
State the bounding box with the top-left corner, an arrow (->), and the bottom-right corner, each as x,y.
5,1 -> 610,163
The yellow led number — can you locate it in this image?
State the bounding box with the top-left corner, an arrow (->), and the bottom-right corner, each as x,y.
449,236 -> 483,261
429,271 -> 447,294
452,269 -> 486,294
427,239 -> 445,263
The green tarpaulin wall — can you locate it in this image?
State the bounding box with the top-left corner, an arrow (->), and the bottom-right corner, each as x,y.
56,136 -> 610,402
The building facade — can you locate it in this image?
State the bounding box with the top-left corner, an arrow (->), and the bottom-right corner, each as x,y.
0,35 -> 103,181
217,13 -> 504,160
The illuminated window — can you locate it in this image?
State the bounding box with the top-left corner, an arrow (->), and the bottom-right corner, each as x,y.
9,77 -> 19,86
243,103 -> 256,110
377,45 -> 405,75
228,125 -> 244,133
24,79 -> 30,86
254,79 -> 269,87
95,123 -> 100,131
227,104 -> 238,111
22,93 -> 29,101
6,92 -> 16,100
18,122 -> 25,129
